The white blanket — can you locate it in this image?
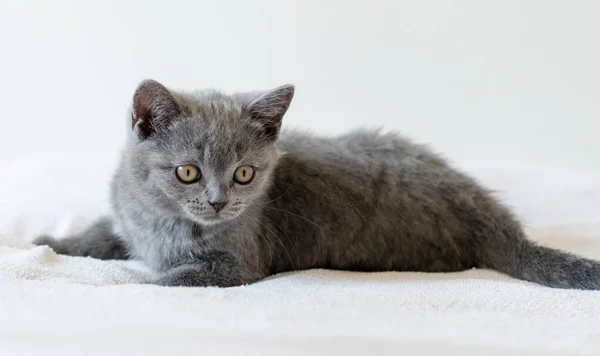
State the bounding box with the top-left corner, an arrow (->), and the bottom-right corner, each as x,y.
1,156 -> 600,355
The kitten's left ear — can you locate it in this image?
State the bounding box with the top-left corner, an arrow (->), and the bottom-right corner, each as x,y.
131,79 -> 182,140
246,84 -> 295,140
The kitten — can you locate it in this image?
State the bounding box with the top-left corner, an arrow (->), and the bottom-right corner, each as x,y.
34,79 -> 600,289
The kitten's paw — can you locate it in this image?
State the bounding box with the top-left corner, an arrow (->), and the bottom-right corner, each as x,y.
155,272 -> 206,287
154,264 -> 243,288
32,235 -> 67,254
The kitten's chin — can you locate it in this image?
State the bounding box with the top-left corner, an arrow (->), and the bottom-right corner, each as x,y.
187,211 -> 242,226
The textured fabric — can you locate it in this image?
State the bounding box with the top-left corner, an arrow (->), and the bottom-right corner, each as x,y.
1,156 -> 599,355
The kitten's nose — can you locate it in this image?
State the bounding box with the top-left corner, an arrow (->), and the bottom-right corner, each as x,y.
208,201 -> 227,213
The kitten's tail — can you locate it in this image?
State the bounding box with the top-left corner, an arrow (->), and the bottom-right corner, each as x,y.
480,238 -> 600,290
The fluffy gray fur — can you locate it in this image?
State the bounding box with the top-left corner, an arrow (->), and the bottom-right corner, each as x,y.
34,79 -> 600,289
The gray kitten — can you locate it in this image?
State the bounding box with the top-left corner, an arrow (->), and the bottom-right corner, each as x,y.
34,79 -> 600,289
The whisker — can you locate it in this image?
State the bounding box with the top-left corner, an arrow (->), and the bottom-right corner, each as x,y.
262,222 -> 296,272
245,215 -> 274,275
265,207 -> 325,233
257,185 -> 292,206
252,216 -> 295,271
263,215 -> 300,270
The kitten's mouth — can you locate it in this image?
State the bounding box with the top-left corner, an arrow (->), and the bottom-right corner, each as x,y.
183,201 -> 247,226
187,210 -> 242,226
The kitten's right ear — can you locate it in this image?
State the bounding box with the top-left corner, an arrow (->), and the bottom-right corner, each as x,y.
131,79 -> 182,140
246,84 -> 295,141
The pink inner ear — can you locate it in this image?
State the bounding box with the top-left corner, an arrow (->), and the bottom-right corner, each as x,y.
131,113 -> 138,130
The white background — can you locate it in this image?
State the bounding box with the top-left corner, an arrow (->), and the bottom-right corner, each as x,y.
0,0 -> 598,172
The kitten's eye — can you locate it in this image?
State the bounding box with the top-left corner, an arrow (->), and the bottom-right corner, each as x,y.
175,165 -> 200,183
233,165 -> 254,184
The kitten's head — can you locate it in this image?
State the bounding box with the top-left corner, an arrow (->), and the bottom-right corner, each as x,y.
125,79 -> 294,226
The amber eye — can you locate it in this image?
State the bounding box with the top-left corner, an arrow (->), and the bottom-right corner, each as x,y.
233,165 -> 254,184
175,165 -> 200,183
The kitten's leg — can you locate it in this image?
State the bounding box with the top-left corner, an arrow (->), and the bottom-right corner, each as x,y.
33,217 -> 127,260
155,251 -> 245,287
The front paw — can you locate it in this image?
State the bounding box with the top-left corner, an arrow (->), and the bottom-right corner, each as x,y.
155,264 -> 243,288
155,268 -> 212,287
32,235 -> 67,254
155,274 -> 199,287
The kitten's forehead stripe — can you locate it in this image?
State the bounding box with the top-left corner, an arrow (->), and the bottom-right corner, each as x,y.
204,146 -> 228,174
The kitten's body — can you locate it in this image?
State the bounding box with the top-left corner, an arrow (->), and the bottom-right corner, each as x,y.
265,129 -> 481,275
35,80 -> 600,289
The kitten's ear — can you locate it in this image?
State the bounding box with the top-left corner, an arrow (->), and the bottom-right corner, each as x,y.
246,84 -> 295,140
131,79 -> 182,140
